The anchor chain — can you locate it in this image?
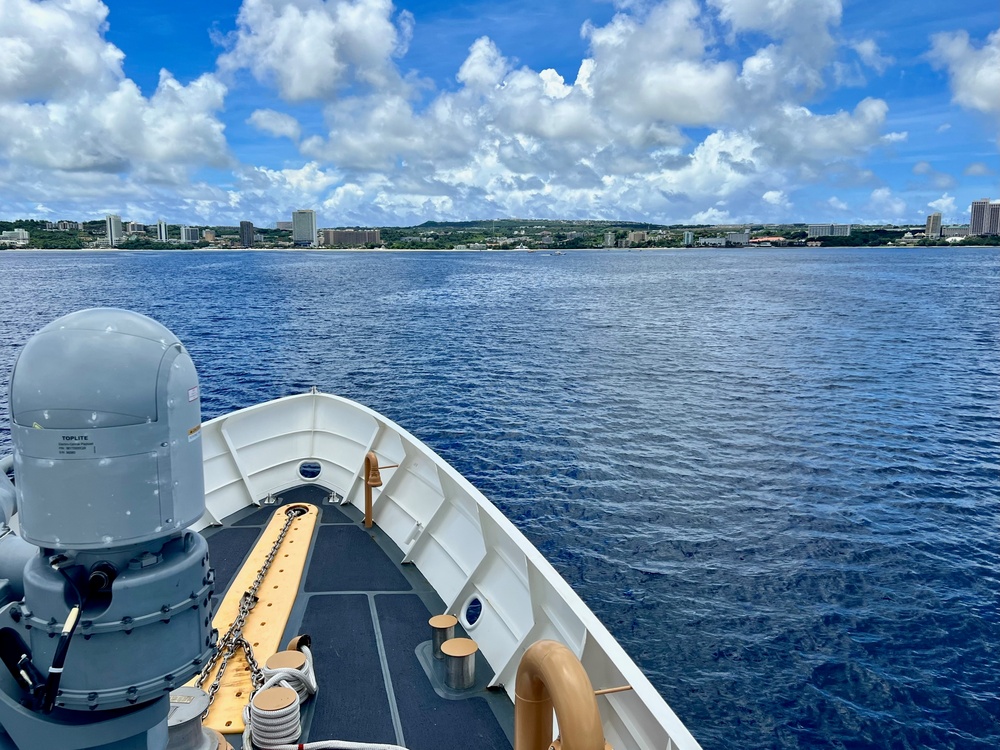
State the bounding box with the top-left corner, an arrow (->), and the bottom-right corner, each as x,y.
197,505 -> 308,713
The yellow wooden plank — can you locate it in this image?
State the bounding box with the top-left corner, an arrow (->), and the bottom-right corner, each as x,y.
196,504 -> 318,734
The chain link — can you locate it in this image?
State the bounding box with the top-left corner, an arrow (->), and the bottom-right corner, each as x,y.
197,505 -> 308,713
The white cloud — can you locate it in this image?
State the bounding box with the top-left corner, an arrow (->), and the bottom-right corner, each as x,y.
910,161 -> 956,189
0,70 -> 229,176
690,206 -> 733,224
828,196 -> 849,211
0,0 -> 904,225
0,0 -> 123,101
582,0 -> 738,126
762,189 -> 789,207
711,0 -> 842,95
867,187 -> 906,222
852,39 -> 893,73
247,162 -> 341,195
217,0 -> 409,102
831,60 -> 866,88
928,193 -> 956,220
964,162 -> 993,176
709,0 -> 842,34
456,36 -> 509,91
296,1 -> 894,222
928,27 -> 1000,118
880,131 -> 907,143
255,0 -> 891,223
0,0 -> 229,189
751,98 -> 889,173
248,109 -> 302,141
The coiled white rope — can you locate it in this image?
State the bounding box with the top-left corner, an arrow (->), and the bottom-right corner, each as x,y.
260,645 -> 318,703
243,691 -> 301,748
245,699 -> 408,750
253,743 -> 408,750
244,694 -> 409,750
244,647 -> 315,749
243,646 -> 407,750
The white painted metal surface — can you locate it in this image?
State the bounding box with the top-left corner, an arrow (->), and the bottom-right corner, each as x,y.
197,391 -> 703,750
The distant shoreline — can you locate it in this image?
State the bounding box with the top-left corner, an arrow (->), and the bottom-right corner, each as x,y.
4,246 -> 652,253
2,244 -> 992,254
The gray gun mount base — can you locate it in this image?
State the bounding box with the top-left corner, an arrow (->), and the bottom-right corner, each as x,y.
0,684 -> 168,750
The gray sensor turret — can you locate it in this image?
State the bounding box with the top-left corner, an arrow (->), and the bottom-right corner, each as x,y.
0,309 -> 215,737
9,308 -> 205,549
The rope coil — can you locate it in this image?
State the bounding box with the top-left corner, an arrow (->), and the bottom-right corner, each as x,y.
260,645 -> 318,703
242,646 -> 409,749
244,689 -> 301,748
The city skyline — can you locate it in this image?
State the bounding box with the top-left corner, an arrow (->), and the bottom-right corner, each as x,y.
4,204 -> 998,249
3,197 -> 995,236
0,1 -> 997,227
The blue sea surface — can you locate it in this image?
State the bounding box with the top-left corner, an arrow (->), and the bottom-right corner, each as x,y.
1,247 -> 998,749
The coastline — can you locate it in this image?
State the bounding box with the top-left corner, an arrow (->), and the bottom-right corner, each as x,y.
4,246 -> 631,253
4,245 -> 990,254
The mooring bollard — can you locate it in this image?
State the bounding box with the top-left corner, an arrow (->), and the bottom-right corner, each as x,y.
441,637 -> 478,690
429,614 -> 458,660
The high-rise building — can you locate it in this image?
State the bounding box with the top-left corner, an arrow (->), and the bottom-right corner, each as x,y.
683,231 -> 694,246
320,229 -> 380,247
604,231 -> 615,247
987,202 -> 1000,236
925,212 -> 942,238
292,210 -> 317,247
240,221 -> 255,248
126,222 -> 144,234
808,224 -> 852,237
202,229 -> 216,242
970,199 -> 989,235
157,220 -> 168,241
105,214 -> 122,246
180,226 -> 199,243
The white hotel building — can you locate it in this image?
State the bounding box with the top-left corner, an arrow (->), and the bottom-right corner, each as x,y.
292,210 -> 317,247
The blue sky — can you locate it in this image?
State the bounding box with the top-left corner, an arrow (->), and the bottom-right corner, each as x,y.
0,0 -> 997,227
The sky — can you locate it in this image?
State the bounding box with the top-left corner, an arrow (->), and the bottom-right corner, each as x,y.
0,0 -> 998,228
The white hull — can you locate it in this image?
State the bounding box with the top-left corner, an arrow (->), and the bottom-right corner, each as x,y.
196,391 -> 702,750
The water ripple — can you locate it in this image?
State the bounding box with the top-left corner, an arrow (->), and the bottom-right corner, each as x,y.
1,247 -> 998,749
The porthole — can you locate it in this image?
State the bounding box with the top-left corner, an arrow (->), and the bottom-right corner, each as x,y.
460,595 -> 483,629
298,461 -> 322,480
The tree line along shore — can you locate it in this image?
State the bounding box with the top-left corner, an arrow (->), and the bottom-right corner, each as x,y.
2,218 -> 997,251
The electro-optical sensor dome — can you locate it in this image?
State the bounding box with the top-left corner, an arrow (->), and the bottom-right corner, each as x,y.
9,308 -> 205,549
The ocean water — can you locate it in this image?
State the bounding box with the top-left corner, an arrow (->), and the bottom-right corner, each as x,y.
1,247 -> 998,749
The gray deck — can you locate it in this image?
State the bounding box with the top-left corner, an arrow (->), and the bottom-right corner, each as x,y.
203,485 -> 514,749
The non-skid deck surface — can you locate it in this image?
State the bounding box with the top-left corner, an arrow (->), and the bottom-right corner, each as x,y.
305,526 -> 413,592
204,486 -> 514,750
300,595 -> 397,744
377,594 -> 511,749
